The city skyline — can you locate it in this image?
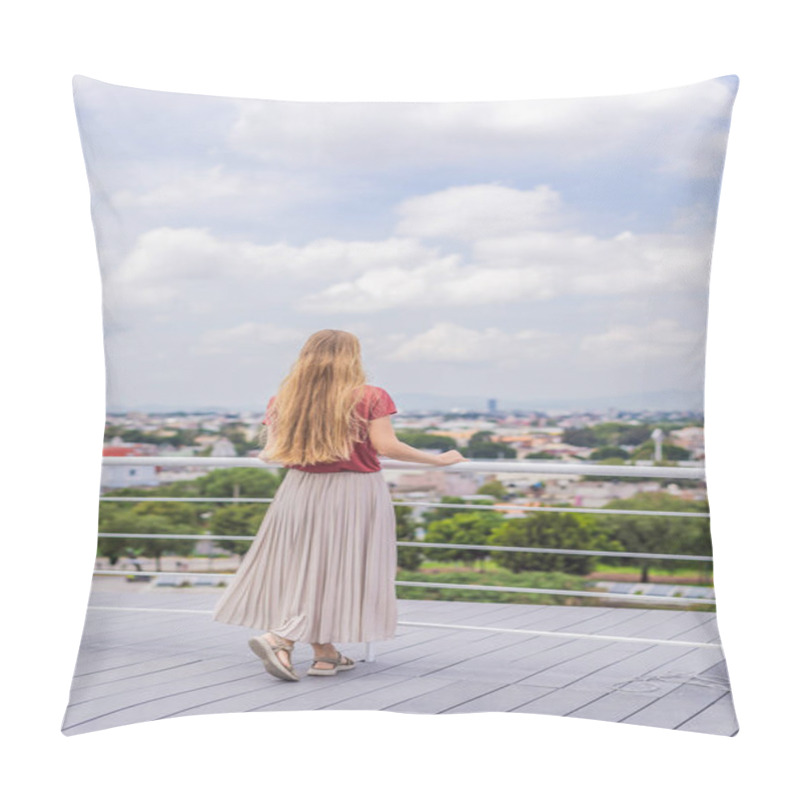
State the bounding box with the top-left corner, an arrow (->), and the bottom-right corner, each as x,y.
105,387 -> 706,416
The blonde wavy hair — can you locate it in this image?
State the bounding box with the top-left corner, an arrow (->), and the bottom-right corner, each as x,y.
259,329 -> 370,466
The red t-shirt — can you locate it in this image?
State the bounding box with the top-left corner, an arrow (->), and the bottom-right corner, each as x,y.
261,384 -> 398,473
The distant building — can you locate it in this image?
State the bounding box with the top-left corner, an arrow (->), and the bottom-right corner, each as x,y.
670,426 -> 705,456
567,479 -> 663,507
488,398 -> 498,414
496,434 -> 536,447
210,438 -> 237,457
101,445 -> 160,489
388,469 -> 480,497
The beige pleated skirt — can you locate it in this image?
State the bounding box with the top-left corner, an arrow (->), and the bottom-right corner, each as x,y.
211,468 -> 398,644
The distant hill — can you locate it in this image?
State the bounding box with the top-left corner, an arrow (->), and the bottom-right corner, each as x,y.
390,388 -> 703,414
108,387 -> 703,416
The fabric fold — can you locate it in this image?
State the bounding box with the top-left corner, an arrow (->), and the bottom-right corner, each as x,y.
212,469 -> 398,644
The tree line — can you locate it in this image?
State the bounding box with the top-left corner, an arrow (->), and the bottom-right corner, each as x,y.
97,468 -> 710,582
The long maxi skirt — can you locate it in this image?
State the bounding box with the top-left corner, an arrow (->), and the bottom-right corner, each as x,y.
211,468 -> 398,644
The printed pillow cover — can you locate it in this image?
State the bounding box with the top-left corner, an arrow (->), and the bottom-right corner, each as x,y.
63,74 -> 739,737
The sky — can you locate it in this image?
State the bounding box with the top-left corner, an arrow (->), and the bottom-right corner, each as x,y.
73,74 -> 739,413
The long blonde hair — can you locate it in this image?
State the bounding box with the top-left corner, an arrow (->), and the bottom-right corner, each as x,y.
260,330 -> 370,465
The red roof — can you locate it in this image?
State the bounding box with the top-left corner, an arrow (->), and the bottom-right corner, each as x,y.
102,446 -> 145,456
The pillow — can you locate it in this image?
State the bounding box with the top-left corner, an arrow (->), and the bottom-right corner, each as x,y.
63,74 -> 739,737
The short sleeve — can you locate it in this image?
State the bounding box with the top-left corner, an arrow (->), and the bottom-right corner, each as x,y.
368,386 -> 398,420
261,395 -> 276,425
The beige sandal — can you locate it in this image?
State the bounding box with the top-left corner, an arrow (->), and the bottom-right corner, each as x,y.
307,649 -> 356,676
248,633 -> 299,682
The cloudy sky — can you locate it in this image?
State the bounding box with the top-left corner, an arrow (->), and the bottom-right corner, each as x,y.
73,75 -> 738,413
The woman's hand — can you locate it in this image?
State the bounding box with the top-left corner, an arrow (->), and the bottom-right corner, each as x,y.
434,449 -> 469,466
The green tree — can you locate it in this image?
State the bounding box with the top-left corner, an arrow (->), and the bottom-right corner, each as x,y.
133,500 -> 201,527
128,514 -> 197,571
396,430 -> 458,450
109,428 -> 200,447
594,492 -> 710,582
488,511 -> 613,574
394,504 -> 424,570
421,495 -> 470,525
218,423 -> 262,456
618,425 -> 653,446
462,431 -> 515,459
561,427 -> 602,448
630,441 -> 691,461
96,504 -> 135,565
191,467 -> 283,558
194,466 -> 283,499
477,480 -> 507,499
424,511 -> 505,569
208,503 -> 266,558
98,498 -> 194,563
98,468 -> 283,567
97,504 -> 196,571
590,446 -> 630,460
464,440 -> 517,459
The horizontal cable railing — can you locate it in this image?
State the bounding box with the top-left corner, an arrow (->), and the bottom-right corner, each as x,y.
96,532 -> 712,562
91,568 -> 708,606
103,455 -> 705,480
83,604 -> 725,650
99,495 -> 708,519
96,456 -> 713,607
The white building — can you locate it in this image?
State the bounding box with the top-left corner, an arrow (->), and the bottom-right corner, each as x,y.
101,445 -> 160,489
210,438 -> 237,457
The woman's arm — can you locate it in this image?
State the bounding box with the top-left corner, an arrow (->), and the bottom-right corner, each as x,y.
368,416 -> 467,466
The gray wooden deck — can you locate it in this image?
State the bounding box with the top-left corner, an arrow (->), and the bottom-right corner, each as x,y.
62,579 -> 738,737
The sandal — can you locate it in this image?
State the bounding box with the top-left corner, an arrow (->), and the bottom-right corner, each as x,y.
248,633 -> 299,682
307,649 -> 356,676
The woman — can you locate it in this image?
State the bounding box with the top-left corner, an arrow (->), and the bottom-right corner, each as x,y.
212,329 -> 468,681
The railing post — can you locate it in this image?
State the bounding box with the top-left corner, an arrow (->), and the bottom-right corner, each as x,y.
364,642 -> 375,662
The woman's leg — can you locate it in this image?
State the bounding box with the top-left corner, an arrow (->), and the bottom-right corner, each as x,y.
310,641 -> 341,669
262,631 -> 295,669
262,633 -> 342,670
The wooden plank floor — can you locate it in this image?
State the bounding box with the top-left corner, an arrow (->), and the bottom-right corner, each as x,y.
62,580 -> 738,737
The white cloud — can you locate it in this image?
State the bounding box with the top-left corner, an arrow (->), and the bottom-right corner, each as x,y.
228,78 -> 737,173
296,184 -> 710,312
282,237 -> 445,276
108,182 -> 712,320
194,322 -> 306,355
384,322 -> 566,363
112,165 -> 257,207
107,227 -> 237,306
578,319 -> 703,363
473,229 -> 708,292
108,227 -> 448,308
110,164 -> 324,212
654,126 -> 735,180
394,184 -> 565,241
295,255 -> 466,313
297,227 -> 709,312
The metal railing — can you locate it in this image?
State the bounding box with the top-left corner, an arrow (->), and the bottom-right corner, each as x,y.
95,455 -> 715,661
103,455 -> 705,479
97,455 -> 713,607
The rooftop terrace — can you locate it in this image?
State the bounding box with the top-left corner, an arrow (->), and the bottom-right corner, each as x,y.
63,577 -> 736,737
67,456 -> 734,737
